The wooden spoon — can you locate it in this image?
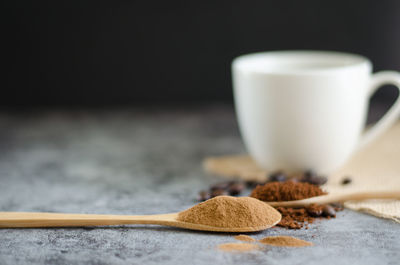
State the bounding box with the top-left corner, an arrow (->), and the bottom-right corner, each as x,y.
0,197 -> 281,232
265,190 -> 400,208
0,212 -> 280,232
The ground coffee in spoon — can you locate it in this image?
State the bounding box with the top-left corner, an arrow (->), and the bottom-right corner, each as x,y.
250,181 -> 326,201
177,196 -> 281,228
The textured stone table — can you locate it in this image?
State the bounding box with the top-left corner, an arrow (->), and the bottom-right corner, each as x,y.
0,105 -> 399,265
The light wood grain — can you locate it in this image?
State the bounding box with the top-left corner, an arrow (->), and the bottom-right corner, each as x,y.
265,190 -> 400,207
0,211 -> 281,232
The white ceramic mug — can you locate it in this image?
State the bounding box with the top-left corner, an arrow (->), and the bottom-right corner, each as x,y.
232,51 -> 400,174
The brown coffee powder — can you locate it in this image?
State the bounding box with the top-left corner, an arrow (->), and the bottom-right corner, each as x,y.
249,181 -> 338,229
217,243 -> 260,252
259,236 -> 313,247
177,196 -> 281,228
250,181 -> 326,201
234,234 -> 256,242
276,207 -> 315,229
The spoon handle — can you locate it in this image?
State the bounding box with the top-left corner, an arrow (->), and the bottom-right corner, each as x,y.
0,212 -> 178,228
266,190 -> 400,207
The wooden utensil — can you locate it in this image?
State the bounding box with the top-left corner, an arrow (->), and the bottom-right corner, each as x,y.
265,190 -> 400,207
0,211 -> 280,232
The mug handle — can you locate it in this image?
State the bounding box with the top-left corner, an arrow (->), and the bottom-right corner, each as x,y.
357,71 -> 400,150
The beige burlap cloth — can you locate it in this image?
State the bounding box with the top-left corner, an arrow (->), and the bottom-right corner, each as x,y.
204,122 -> 400,223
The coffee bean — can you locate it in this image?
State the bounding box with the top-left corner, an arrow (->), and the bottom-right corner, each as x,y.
341,177 -> 352,185
304,170 -> 317,178
307,209 -> 323,217
299,173 -> 312,183
268,171 -> 287,182
228,182 -> 245,196
288,177 -> 300,183
310,176 -> 327,186
330,202 -> 343,208
211,188 -> 229,198
301,172 -> 327,186
197,190 -> 210,201
322,205 -> 336,217
306,205 -> 323,217
330,203 -> 343,211
210,182 -> 231,191
245,180 -> 265,188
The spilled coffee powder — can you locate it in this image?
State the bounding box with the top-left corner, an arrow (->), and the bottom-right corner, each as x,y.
277,203 -> 341,229
276,207 -> 315,229
234,234 -> 256,242
250,181 -> 326,201
259,236 -> 313,247
177,196 -> 281,228
217,243 -> 260,252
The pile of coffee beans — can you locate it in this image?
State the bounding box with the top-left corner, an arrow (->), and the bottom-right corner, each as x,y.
244,169 -> 328,189
197,170 -> 328,201
288,170 -> 328,186
258,170 -> 328,186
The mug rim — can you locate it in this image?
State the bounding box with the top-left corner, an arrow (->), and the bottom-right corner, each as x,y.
232,50 -> 372,76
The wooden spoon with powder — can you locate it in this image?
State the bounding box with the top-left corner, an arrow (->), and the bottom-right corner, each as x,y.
0,196 -> 281,232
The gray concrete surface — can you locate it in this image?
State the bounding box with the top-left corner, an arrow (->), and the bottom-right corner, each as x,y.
0,105 -> 399,265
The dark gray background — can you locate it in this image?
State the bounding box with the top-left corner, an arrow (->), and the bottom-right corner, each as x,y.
3,0 -> 400,107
